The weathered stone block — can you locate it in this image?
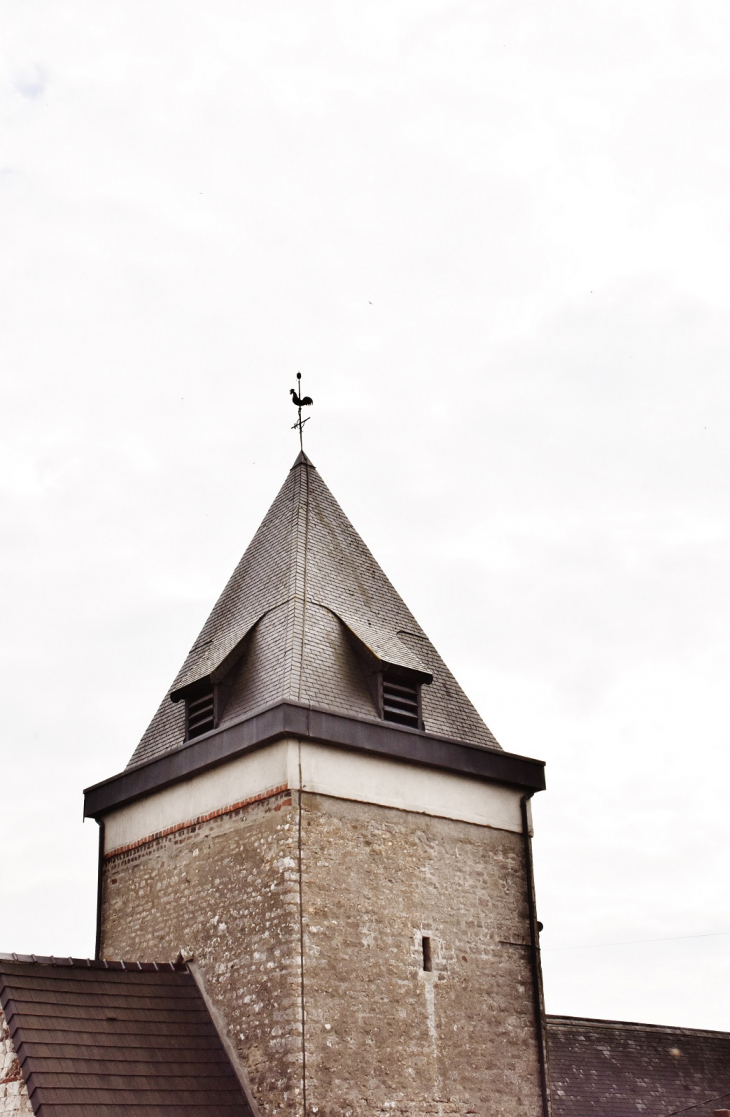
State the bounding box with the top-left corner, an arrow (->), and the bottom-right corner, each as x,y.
0,1011 -> 32,1117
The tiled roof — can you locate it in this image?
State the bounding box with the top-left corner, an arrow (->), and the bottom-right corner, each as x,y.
128,452 -> 500,768
0,956 -> 254,1116
547,1014 -> 730,1117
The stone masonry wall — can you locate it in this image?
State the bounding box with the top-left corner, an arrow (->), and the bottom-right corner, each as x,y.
101,787 -> 543,1117
0,1009 -> 33,1116
299,794 -> 543,1117
102,789 -> 303,1116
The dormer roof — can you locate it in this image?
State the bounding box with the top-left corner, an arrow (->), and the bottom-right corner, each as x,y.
127,452 -> 499,769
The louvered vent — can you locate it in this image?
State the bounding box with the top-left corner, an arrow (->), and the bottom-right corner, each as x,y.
382,674 -> 421,730
186,686 -> 215,739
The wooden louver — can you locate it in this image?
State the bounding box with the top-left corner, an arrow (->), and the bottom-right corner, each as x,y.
186,686 -> 215,739
382,674 -> 420,730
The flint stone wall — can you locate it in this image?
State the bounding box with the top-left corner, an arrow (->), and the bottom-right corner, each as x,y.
101,786 -> 543,1117
0,1010 -> 32,1116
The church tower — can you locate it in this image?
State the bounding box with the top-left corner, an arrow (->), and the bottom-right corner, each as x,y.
85,452 -> 549,1117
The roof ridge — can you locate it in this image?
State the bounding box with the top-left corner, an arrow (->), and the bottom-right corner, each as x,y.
546,1013 -> 730,1038
283,450 -> 311,703
0,954 -> 186,971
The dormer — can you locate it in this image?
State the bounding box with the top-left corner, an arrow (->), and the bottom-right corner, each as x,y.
331,612 -> 433,731
380,668 -> 423,730
183,679 -> 215,738
170,675 -> 234,742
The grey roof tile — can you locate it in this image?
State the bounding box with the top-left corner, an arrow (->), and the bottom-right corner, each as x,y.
128,453 -> 499,768
547,1014 -> 730,1117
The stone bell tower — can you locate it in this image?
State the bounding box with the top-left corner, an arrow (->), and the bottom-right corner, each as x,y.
85,452 -> 550,1117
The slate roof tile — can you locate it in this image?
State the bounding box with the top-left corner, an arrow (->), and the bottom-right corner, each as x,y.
128,453 -> 499,768
547,1014 -> 730,1117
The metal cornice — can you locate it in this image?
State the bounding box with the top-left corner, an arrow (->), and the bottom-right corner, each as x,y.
83,701 -> 546,819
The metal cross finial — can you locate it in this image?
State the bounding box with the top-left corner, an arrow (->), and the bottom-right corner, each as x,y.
290,371 -> 313,451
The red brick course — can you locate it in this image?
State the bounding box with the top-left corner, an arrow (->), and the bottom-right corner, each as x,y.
105,784 -> 290,859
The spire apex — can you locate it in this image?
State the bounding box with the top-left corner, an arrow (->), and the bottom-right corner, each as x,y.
291,449 -> 315,469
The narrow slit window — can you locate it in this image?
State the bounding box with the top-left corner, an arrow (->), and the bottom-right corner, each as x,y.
422,936 -> 432,972
186,685 -> 215,739
383,674 -> 420,729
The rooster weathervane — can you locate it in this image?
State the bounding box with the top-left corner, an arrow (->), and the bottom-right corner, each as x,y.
290,372 -> 313,451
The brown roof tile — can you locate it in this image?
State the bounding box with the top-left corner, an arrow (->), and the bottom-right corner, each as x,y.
0,957 -> 255,1117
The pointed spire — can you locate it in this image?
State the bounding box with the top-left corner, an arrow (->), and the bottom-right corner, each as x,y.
128,458 -> 499,768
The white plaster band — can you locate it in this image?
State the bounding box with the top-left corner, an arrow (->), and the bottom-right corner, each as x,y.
102,738 -> 525,854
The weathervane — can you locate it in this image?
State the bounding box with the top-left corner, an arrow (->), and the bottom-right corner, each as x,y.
290,372 -> 313,451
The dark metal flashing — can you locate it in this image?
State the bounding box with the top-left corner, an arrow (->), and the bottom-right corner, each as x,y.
84,700 -> 546,819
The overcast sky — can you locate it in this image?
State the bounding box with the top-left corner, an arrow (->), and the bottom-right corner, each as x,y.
1,0 -> 729,1031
